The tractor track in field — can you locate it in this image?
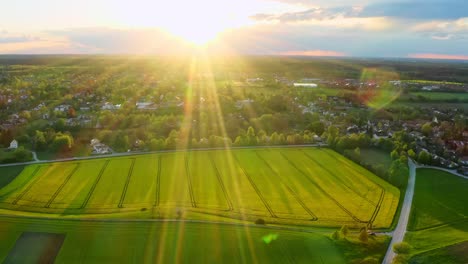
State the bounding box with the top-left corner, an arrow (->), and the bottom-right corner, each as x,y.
208,154 -> 234,211
45,163 -> 80,208
118,158 -> 136,208
80,160 -> 109,209
12,166 -> 43,205
254,151 -> 318,221
154,155 -> 162,207
232,153 -> 277,218
185,153 -> 197,208
279,151 -> 366,224
319,150 -> 386,227
301,149 -> 378,207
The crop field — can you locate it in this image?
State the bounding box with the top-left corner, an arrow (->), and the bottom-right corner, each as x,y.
406,169 -> 468,257
0,216 -> 346,263
0,148 -> 399,228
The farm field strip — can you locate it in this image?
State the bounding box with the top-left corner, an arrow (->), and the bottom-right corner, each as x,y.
0,165 -> 41,204
234,150 -> 313,219
278,151 -> 366,223
0,148 -> 400,227
45,164 -> 80,208
123,156 -> 158,207
189,152 -> 230,210
159,153 -> 192,207
210,151 -> 270,216
50,160 -> 106,208
254,151 -> 317,220
258,150 -> 353,221
87,159 -> 134,207
301,149 -> 380,206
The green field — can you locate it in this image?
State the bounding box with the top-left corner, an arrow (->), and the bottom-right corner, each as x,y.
0,148 -> 399,228
409,92 -> 468,101
0,216 -> 345,263
360,148 -> 393,170
406,169 -> 468,258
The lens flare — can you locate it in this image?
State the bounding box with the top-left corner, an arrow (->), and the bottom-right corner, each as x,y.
358,68 -> 401,110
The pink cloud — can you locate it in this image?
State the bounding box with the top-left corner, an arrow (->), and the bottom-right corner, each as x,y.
409,53 -> 468,60
279,50 -> 347,57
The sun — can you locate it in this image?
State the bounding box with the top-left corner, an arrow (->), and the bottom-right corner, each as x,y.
158,0 -> 254,46
164,18 -> 226,45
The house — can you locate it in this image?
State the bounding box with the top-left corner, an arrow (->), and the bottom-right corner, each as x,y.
293,83 -> 318,88
9,139 -> 18,149
90,138 -> 112,154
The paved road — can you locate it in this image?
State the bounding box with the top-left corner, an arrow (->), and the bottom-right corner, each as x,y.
0,143 -> 326,167
382,159 -> 417,264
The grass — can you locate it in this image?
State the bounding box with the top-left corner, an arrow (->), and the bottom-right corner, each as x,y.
408,241 -> 468,264
408,92 -> 468,101
405,169 -> 468,257
0,166 -> 25,189
408,169 -> 468,231
360,148 -> 393,170
0,147 -> 399,228
0,217 -> 346,263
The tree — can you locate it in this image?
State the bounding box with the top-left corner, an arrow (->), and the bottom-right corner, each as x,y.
407,149 -> 416,160
340,225 -> 349,237
51,133 -> 73,152
388,160 -> 409,188
359,227 -> 368,243
13,147 -> 32,162
390,149 -> 399,160
354,147 -> 361,157
421,122 -> 432,136
33,130 -> 47,151
417,150 -> 431,165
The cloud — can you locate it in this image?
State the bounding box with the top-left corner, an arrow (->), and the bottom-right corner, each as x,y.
360,0 -> 468,20
408,53 -> 468,60
251,6 -> 362,23
278,49 -> 347,56
411,18 -> 468,39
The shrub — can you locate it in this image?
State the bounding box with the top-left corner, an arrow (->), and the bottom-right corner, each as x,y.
359,227 -> 368,243
393,242 -> 411,254
340,225 -> 349,237
255,218 -> 265,225
331,230 -> 341,240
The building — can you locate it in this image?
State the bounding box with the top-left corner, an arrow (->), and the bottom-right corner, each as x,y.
293,83 -> 318,88
9,139 -> 18,149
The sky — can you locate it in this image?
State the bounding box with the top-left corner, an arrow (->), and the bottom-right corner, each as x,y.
1,0 -> 468,59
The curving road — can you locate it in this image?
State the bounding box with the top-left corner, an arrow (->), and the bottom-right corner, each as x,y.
382,159 -> 417,264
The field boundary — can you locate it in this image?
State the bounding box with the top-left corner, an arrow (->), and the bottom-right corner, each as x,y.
279,151 -> 366,224
232,153 -> 277,218
208,153 -> 234,211
185,153 -> 197,208
80,160 -> 109,209
118,158 -> 136,208
255,151 -> 318,221
12,166 -> 43,205
45,163 -> 80,208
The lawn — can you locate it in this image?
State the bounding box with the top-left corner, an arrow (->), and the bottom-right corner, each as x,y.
409,92 -> 468,101
408,169 -> 468,231
0,147 -> 399,228
360,148 -> 393,170
0,217 -> 346,263
405,169 -> 468,257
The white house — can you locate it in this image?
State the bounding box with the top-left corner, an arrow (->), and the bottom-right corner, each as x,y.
294,83 -> 318,88
9,139 -> 18,149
